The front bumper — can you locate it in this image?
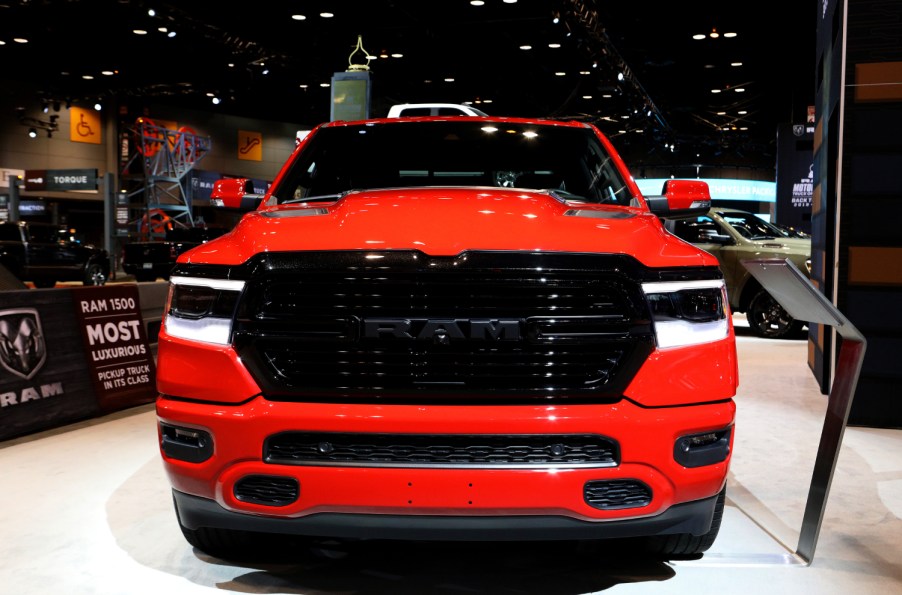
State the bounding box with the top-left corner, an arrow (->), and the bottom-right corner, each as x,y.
157,396 -> 734,540
173,488 -> 722,541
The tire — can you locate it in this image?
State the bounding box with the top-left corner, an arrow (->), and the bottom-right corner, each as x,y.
746,289 -> 804,339
83,262 -> 107,286
641,486 -> 727,557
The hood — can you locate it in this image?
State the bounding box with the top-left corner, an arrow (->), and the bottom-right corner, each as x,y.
183,188 -> 717,269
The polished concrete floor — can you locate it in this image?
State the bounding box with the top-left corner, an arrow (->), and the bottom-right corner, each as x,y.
1,317 -> 900,595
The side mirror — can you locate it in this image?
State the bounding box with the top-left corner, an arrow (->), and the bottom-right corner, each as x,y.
645,179 -> 712,217
210,178 -> 265,211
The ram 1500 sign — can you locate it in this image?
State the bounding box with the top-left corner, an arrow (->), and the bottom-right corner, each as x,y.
155,115 -> 738,558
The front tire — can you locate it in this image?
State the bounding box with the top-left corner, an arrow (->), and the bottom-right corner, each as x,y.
747,289 -> 804,339
641,487 -> 726,557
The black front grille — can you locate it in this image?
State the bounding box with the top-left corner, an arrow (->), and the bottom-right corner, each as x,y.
224,251 -> 661,403
265,432 -> 619,468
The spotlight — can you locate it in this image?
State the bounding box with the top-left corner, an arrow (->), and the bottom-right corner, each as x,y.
28,128 -> 37,138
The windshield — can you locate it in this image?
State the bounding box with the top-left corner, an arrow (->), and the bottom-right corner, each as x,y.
272,120 -> 634,206
716,210 -> 788,240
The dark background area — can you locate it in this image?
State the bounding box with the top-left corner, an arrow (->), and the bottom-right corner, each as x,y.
0,0 -> 816,171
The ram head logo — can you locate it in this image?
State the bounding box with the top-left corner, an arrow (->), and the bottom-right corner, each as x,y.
0,308 -> 47,380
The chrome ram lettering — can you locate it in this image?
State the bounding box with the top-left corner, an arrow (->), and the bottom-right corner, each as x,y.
363,319 -> 521,342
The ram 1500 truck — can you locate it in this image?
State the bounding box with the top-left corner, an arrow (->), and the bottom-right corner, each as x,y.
155,115 -> 738,558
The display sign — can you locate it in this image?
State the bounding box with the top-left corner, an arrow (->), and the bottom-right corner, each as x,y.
776,122 -> 815,234
69,107 -> 102,144
238,130 -> 263,161
634,178 -> 776,203
23,169 -> 99,191
331,71 -> 371,121
71,285 -> 157,414
0,285 -> 156,442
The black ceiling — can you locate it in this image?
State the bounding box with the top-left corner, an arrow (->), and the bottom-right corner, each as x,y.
1,0 -> 817,172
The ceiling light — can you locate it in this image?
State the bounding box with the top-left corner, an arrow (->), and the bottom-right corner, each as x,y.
82,75 -> 94,80
168,31 -> 176,38
692,34 -> 706,40
320,83 -> 330,87
548,43 -> 561,48
470,0 -> 485,5
320,12 -> 333,18
0,41 -> 5,46
709,28 -> 719,38
291,14 -> 306,21
503,0 -> 518,3
444,77 -> 455,82
583,95 -> 592,99
724,32 -> 737,38
212,96 -> 221,105
519,45 -> 532,50
617,72 -> 625,81
555,72 -> 566,76
731,62 -> 743,67
734,87 -> 745,92
94,102 -> 102,111
28,128 -> 37,138
711,89 -> 721,94
147,8 -> 156,17
391,53 -> 403,58
13,37 -> 29,43
133,29 -> 147,35
101,70 -> 114,76
738,110 -> 747,115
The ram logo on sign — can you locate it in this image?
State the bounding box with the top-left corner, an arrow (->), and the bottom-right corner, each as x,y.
0,308 -> 47,380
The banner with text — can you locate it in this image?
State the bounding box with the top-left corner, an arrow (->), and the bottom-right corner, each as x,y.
71,285 -> 157,414
0,285 -> 156,442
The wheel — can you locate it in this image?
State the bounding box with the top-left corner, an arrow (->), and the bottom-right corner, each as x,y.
32,278 -> 56,288
641,486 -> 727,557
172,495 -> 315,561
83,262 -> 107,286
746,289 -> 804,339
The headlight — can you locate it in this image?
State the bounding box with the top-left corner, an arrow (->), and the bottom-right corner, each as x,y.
163,276 -> 244,345
642,279 -> 728,348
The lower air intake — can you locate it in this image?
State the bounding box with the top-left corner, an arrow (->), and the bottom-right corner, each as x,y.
584,479 -> 652,510
234,475 -> 299,507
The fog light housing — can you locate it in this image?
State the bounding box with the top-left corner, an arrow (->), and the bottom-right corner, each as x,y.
160,422 -> 213,463
674,426 -> 732,468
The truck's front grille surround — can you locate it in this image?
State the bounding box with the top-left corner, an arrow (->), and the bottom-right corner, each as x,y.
172,251 -> 721,404
264,432 -> 619,468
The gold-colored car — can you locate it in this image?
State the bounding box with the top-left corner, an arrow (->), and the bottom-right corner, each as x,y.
663,207 -> 811,339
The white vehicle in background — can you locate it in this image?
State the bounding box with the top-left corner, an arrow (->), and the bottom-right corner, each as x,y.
386,103 -> 489,117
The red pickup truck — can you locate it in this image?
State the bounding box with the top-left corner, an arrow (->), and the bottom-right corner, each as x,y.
154,115 -> 737,559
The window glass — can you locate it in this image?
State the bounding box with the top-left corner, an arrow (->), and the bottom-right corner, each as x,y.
274,120 -> 633,205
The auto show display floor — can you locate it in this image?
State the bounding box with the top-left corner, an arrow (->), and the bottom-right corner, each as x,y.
1,317 -> 900,595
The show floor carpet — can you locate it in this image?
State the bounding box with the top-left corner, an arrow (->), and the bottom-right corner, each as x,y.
1,317 -> 900,594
